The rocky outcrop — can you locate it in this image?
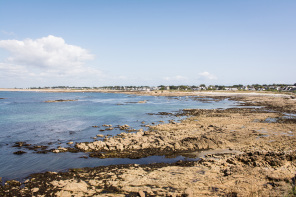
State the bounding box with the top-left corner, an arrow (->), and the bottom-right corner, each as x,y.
44,99 -> 78,103
13,151 -> 27,155
75,122 -> 226,158
2,151 -> 295,197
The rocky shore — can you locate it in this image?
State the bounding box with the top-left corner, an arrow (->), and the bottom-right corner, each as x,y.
44,99 -> 78,103
1,92 -> 296,196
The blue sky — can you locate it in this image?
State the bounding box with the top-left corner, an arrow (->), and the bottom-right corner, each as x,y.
0,0 -> 295,88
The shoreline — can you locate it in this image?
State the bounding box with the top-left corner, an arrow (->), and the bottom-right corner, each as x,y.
1,92 -> 296,196
0,88 -> 293,97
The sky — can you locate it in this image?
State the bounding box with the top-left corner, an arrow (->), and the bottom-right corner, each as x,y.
0,0 -> 295,88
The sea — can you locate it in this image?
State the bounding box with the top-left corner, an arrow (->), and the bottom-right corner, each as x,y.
0,91 -> 238,182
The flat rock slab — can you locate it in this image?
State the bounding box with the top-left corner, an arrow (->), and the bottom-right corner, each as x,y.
44,99 -> 78,103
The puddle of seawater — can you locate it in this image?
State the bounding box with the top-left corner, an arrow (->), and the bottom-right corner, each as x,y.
263,117 -> 278,123
280,131 -> 294,137
256,134 -> 269,139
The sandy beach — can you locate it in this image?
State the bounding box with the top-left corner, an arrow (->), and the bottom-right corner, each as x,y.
1,91 -> 296,196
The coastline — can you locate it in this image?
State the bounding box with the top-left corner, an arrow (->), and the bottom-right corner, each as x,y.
0,87 -> 293,97
1,91 -> 296,196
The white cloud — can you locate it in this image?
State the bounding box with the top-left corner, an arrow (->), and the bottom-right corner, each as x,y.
0,35 -> 105,87
198,71 -> 217,80
0,35 -> 94,69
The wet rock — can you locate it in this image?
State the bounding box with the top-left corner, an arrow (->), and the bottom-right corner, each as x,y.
5,180 -> 21,187
119,124 -> 130,130
67,141 -> 74,145
13,151 -> 26,155
155,112 -> 173,116
13,142 -> 31,147
79,155 -> 88,159
44,99 -> 78,103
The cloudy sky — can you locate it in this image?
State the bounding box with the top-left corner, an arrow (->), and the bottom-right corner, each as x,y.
0,0 -> 295,88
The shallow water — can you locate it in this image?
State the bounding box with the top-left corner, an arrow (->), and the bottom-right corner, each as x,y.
0,91 -> 237,181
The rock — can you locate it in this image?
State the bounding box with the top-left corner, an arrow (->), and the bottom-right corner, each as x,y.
184,188 -> 193,197
80,155 -> 88,159
13,151 -> 26,155
32,188 -> 39,193
174,142 -> 181,150
136,131 -> 144,137
116,144 -> 124,151
58,147 -> 68,151
138,100 -> 147,103
45,99 -> 77,103
119,124 -> 130,130
75,143 -> 89,151
67,141 -> 74,145
139,190 -> 145,197
141,143 -> 150,149
52,149 -> 60,153
5,180 -> 21,187
96,134 -> 104,138
13,141 -> 31,147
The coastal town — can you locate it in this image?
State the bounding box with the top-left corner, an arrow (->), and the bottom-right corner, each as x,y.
27,83 -> 296,93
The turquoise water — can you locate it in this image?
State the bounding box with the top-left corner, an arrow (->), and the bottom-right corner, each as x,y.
0,91 -> 237,182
